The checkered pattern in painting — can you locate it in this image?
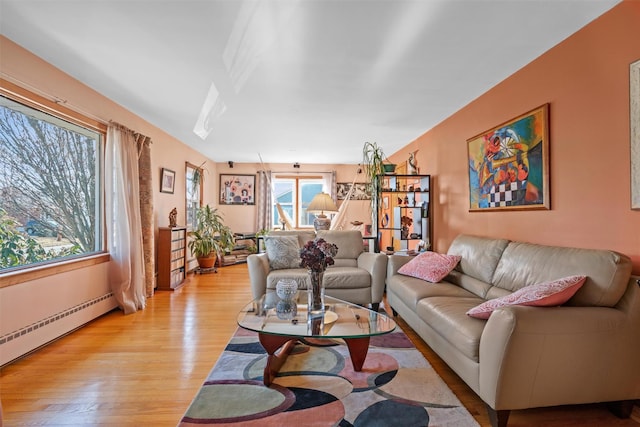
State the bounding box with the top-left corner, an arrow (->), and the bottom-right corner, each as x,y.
488,180 -> 527,207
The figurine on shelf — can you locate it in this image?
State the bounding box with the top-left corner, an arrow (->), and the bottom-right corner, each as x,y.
169,207 -> 178,228
400,215 -> 412,239
408,150 -> 419,175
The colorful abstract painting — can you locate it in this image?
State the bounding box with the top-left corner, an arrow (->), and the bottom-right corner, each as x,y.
467,104 -> 550,211
219,174 -> 256,205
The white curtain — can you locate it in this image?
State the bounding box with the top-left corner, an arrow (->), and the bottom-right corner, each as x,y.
318,171 -> 336,199
106,124 -> 146,314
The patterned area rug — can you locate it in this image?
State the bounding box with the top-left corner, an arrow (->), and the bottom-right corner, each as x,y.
179,327 -> 479,426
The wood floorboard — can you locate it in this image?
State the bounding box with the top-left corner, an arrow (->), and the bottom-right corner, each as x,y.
1,263 -> 638,426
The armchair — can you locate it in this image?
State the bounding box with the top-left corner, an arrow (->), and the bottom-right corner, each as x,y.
247,230 -> 387,310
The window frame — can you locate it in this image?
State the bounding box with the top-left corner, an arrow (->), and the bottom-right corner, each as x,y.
0,78 -> 109,287
272,174 -> 327,229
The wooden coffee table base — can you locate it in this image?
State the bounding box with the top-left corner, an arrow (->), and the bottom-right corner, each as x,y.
258,333 -> 370,386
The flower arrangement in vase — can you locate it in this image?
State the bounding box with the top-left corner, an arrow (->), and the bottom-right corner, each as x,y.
299,238 -> 338,313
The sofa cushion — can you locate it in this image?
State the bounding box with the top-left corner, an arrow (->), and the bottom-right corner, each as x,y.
445,270 -> 493,299
268,230 -> 316,247
447,234 -> 510,283
397,252 -> 461,283
266,268 -> 308,290
466,275 -> 587,319
323,267 -> 371,289
264,235 -> 300,270
331,259 -> 358,268
416,296 -> 486,362
387,274 -> 478,312
266,267 -> 370,291
491,241 -> 632,307
317,230 -> 363,259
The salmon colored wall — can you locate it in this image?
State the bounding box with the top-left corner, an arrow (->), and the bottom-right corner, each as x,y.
0,36 -> 216,363
388,1 -> 640,274
214,162 -> 370,233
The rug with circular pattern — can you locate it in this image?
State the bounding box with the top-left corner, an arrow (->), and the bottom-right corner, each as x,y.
179,327 -> 478,426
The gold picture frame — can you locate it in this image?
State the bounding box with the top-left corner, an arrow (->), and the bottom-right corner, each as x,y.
467,104 -> 550,211
630,59 -> 640,210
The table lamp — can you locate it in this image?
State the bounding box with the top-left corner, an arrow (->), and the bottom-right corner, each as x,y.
307,192 -> 339,230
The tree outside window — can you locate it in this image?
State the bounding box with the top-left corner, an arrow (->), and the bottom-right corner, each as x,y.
0,95 -> 103,271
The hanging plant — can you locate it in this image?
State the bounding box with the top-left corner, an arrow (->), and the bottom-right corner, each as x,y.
192,160 -> 207,193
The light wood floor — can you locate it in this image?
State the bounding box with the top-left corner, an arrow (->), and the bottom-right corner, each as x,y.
1,264 -> 638,426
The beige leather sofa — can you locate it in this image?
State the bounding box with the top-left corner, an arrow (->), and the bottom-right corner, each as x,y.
386,234 -> 640,427
247,230 -> 388,310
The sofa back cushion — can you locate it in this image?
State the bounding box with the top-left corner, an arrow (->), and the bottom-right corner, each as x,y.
492,241 -> 632,307
316,230 -> 364,260
268,230 -> 316,247
447,235 -> 510,284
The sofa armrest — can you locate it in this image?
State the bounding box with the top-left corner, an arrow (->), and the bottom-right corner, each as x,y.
478,304 -> 640,410
247,253 -> 270,300
357,252 -> 389,303
386,254 -> 413,278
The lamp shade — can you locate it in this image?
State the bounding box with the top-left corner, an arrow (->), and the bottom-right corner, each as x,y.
307,192 -> 339,216
307,192 -> 338,230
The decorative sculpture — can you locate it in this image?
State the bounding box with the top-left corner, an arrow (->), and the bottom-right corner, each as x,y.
408,150 -> 419,175
169,207 -> 178,228
400,215 -> 413,239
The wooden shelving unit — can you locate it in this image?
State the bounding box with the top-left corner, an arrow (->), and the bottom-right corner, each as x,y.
375,174 -> 431,253
157,226 -> 187,290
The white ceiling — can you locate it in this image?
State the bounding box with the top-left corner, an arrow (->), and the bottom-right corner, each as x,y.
0,0 -> 620,165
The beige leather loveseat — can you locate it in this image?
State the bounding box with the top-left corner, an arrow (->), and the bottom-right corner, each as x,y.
247,230 -> 388,310
386,234 -> 640,427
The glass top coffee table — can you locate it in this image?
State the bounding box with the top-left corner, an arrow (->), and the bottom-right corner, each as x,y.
237,291 -> 396,386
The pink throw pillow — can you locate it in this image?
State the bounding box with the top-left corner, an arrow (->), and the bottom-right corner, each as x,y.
466,275 -> 587,319
397,252 -> 462,283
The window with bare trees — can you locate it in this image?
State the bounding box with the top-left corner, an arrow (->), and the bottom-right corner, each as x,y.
0,94 -> 104,272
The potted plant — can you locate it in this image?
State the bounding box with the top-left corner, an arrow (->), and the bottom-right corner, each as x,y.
362,141 -> 395,217
188,204 -> 235,269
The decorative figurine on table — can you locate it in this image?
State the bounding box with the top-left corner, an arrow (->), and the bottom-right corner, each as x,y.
169,207 -> 178,228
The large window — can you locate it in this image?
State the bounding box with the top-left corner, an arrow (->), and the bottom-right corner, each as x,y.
0,92 -> 104,272
272,176 -> 325,229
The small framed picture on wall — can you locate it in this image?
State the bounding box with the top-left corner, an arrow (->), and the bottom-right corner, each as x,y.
160,168 -> 176,194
